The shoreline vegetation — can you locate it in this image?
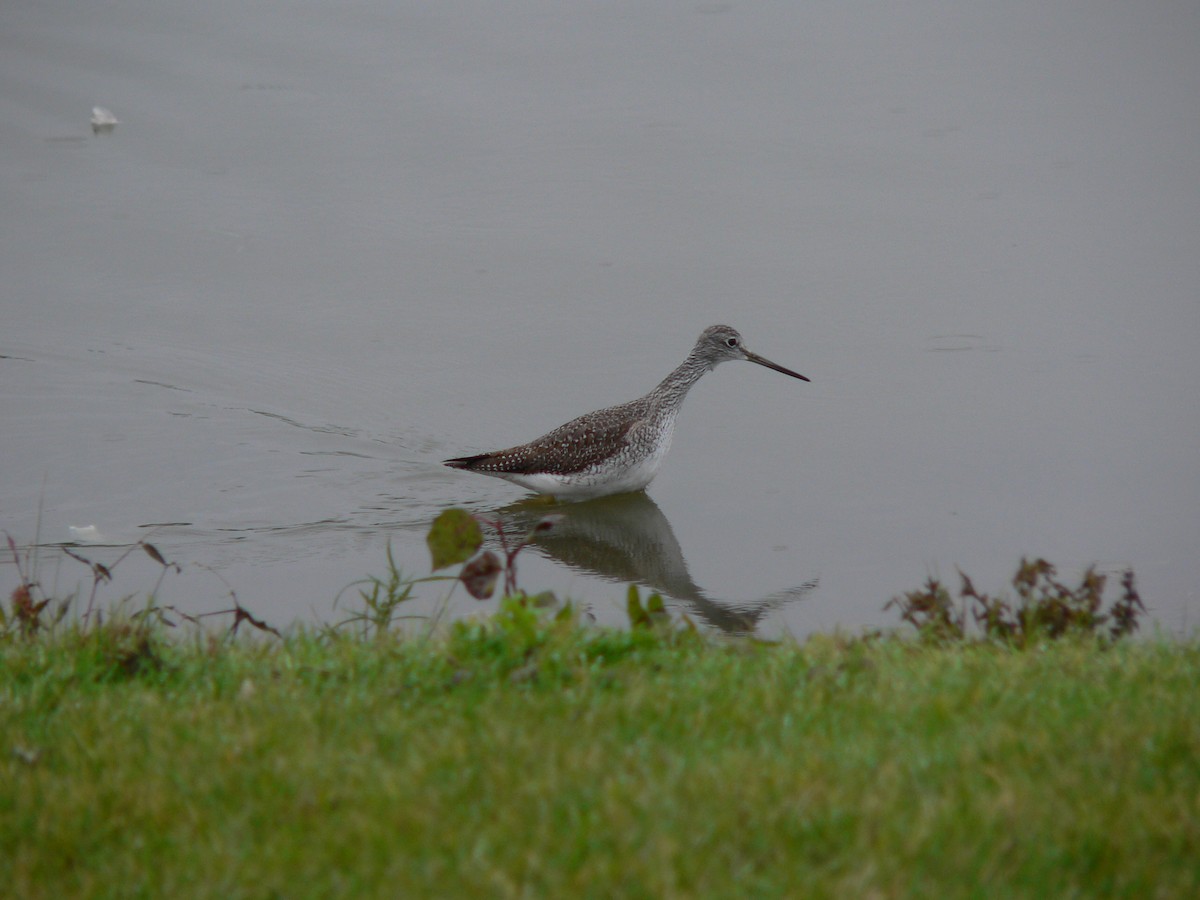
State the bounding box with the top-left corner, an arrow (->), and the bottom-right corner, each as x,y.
3,513 -> 1197,897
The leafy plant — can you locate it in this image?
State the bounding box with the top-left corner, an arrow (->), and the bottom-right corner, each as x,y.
886,575 -> 962,642
626,584 -> 672,630
334,508 -> 562,638
887,557 -> 1146,646
2,532 -> 278,643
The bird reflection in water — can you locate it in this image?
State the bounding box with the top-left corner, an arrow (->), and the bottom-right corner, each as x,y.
492,492 -> 816,636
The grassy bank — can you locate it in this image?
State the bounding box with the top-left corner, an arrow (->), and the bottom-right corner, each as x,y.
2,607 -> 1198,898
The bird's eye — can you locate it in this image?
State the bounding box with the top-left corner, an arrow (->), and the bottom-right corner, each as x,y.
725,337 -> 738,348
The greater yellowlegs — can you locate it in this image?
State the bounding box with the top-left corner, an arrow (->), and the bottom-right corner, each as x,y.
444,325 -> 809,499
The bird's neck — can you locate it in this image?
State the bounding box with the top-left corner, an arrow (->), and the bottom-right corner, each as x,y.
649,352 -> 711,408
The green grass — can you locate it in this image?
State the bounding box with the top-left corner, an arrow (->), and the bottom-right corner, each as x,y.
2,609 -> 1198,898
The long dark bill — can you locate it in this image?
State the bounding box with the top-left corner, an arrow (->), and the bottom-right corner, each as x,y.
745,350 -> 810,382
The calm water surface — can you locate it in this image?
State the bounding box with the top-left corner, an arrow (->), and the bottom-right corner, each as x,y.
2,1 -> 1198,636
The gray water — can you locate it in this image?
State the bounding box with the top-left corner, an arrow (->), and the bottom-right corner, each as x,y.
3,0 -> 1198,637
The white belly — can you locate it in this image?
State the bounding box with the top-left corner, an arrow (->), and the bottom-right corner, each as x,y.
497,419 -> 676,500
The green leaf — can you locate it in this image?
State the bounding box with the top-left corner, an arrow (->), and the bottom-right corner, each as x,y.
529,591 -> 559,609
427,508 -> 483,570
645,592 -> 669,625
626,584 -> 649,628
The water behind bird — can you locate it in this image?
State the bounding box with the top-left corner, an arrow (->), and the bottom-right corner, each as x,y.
2,0 -> 1196,637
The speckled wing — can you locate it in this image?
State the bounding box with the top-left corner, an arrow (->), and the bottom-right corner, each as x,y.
444,403 -> 647,476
